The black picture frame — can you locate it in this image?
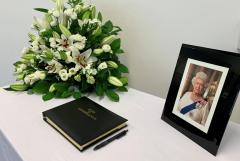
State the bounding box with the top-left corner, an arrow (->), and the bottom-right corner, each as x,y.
161,44 -> 240,156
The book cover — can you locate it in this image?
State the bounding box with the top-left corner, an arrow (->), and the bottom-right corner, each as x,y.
42,97 -> 127,151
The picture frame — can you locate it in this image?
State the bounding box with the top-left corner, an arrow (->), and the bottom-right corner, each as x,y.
161,44 -> 240,156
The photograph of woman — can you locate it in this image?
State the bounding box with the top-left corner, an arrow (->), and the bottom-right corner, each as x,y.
172,59 -> 228,133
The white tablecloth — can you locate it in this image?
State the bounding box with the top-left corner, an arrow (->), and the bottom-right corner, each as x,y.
0,88 -> 239,161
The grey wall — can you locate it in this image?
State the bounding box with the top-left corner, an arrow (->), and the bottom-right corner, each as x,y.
0,0 -> 239,123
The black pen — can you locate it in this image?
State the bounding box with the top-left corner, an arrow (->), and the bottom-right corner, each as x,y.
93,129 -> 128,151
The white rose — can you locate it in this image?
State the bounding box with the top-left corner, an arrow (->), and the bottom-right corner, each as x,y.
102,44 -> 111,53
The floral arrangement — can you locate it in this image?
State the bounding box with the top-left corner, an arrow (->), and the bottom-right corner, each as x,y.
10,0 -> 128,102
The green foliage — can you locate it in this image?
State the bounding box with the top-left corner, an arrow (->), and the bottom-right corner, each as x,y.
106,90 -> 119,102
96,83 -> 104,96
42,92 -> 55,101
32,80 -> 51,94
34,8 -> 48,13
118,64 -> 129,73
102,20 -> 113,33
97,12 -> 103,22
115,49 -> 124,54
118,86 -> 128,92
73,91 -> 82,99
111,39 -> 121,50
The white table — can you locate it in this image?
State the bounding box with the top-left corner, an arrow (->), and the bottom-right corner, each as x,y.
0,87 -> 239,161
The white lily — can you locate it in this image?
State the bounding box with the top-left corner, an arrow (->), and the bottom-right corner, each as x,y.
45,60 -> 63,73
72,49 -> 98,68
24,74 -> 38,85
54,34 -> 86,53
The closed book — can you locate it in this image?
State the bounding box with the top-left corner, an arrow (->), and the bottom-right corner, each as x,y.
42,97 -> 127,151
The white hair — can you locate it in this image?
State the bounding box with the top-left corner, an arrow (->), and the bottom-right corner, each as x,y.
192,71 -> 207,85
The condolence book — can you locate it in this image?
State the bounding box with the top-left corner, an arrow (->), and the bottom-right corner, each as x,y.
42,97 -> 127,151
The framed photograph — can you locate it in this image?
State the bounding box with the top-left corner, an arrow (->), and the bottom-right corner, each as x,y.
161,44 -> 240,156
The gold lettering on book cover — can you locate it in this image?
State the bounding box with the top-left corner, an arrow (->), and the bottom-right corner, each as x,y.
78,108 -> 97,120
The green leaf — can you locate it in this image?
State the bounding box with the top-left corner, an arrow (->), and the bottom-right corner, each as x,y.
106,90 -> 119,102
40,29 -> 53,39
120,77 -> 128,85
73,91 -> 82,99
59,51 -> 67,60
54,82 -> 70,93
42,92 -> 55,101
115,49 -> 124,54
61,91 -> 72,98
96,83 -> 104,96
14,61 -> 23,67
102,20 -> 113,33
111,39 -> 121,50
34,8 -> 48,13
118,86 -> 128,92
97,12 -> 103,22
32,80 -> 51,94
118,64 -> 129,73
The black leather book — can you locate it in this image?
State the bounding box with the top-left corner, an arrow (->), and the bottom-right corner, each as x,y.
42,97 -> 127,151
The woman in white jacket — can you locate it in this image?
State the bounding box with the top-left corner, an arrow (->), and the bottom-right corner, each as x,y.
178,72 -> 210,126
